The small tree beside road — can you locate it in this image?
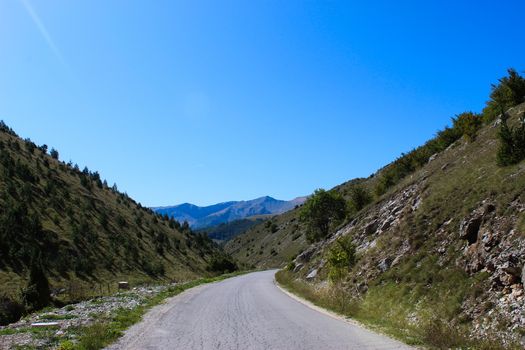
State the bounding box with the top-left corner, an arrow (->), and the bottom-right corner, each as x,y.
300,189 -> 347,242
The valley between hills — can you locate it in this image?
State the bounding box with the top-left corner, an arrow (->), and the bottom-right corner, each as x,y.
1,69 -> 525,349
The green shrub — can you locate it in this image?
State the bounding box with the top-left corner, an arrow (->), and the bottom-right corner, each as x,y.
497,112 -> 525,166
483,68 -> 525,123
348,185 -> 372,213
300,189 -> 347,242
57,340 -> 75,350
77,322 -> 113,350
142,259 -> 165,277
206,254 -> 238,274
327,235 -> 356,282
452,111 -> 482,141
375,172 -> 395,196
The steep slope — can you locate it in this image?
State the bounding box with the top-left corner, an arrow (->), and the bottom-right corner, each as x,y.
226,101 -> 525,346
0,123 -> 219,301
225,208 -> 309,268
154,196 -> 305,229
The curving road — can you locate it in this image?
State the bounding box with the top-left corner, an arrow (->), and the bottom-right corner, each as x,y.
107,270 -> 412,350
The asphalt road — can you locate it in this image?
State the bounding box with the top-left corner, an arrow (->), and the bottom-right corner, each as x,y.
107,270 -> 412,350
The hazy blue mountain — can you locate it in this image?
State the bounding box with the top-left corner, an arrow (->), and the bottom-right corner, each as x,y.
197,218 -> 266,242
153,196 -> 306,229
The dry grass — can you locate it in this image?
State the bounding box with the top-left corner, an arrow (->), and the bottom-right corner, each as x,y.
276,269 -> 522,349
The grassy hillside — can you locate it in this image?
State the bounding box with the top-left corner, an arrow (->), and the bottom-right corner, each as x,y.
226,70 -> 525,347
0,124 -> 220,312
224,179 -> 367,268
225,202 -> 309,267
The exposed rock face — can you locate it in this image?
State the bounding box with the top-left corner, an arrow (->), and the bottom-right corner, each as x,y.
293,184 -> 422,284
363,220 -> 378,235
293,263 -> 304,273
292,181 -> 525,345
428,153 -> 438,163
459,202 -> 496,245
296,244 -> 319,264
306,268 -> 318,280
459,200 -> 525,288
354,184 -> 420,253
378,257 -> 393,272
459,216 -> 482,244
452,198 -> 525,345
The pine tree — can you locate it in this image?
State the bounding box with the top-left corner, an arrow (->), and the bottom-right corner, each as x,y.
22,252 -> 51,311
50,148 -> 59,160
497,111 -> 525,166
497,112 -> 514,165
513,115 -> 525,161
483,68 -> 525,122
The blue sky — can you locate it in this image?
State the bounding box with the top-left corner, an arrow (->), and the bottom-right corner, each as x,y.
1,0 -> 524,206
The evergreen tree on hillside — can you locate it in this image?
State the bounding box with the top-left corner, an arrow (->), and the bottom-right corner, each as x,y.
0,120 -> 17,136
0,200 -> 43,265
22,252 -> 51,311
514,116 -> 525,159
206,253 -> 238,274
497,113 -> 515,165
50,148 -> 59,160
483,68 -> 525,122
497,111 -> 525,166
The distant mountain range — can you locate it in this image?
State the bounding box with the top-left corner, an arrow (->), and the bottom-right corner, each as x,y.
153,196 -> 306,229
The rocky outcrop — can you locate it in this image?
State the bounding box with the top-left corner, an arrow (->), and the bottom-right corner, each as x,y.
306,268 -> 318,280
459,200 -> 525,286
459,202 -> 496,245
292,183 -> 525,345
378,257 -> 393,272
293,184 -> 421,284
452,197 -> 525,344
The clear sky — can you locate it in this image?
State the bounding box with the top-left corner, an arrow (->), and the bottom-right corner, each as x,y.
1,0 -> 524,206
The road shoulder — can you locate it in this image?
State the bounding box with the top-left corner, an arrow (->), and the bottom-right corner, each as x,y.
273,276 -> 417,349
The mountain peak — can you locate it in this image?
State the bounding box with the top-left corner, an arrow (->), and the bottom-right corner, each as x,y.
153,196 -> 305,229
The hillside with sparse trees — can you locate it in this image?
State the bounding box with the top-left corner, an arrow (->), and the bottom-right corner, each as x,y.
0,124 -> 226,325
